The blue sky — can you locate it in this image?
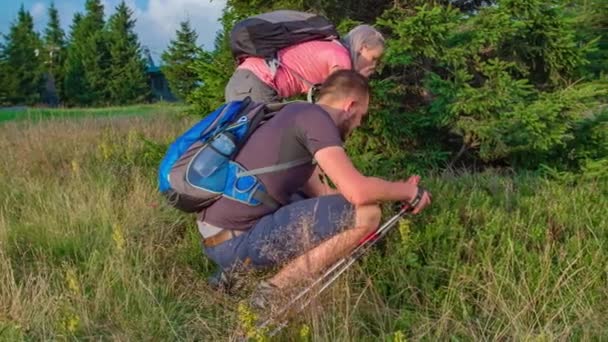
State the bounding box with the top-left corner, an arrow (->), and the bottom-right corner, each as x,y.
0,0 -> 225,65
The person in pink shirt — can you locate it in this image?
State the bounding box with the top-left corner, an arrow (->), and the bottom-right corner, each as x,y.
225,24 -> 385,103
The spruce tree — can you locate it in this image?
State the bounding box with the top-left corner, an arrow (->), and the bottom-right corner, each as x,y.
3,5 -> 44,105
63,0 -> 110,106
63,13 -> 91,105
107,1 -> 149,104
0,41 -> 12,105
161,20 -> 201,101
571,0 -> 608,76
82,0 -> 111,105
43,2 -> 66,104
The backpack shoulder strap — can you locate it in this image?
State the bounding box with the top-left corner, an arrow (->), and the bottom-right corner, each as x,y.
263,100 -> 308,113
236,158 -> 312,178
265,58 -> 320,103
236,101 -> 314,178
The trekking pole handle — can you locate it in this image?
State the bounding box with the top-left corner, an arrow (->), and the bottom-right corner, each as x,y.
404,186 -> 427,212
358,186 -> 427,246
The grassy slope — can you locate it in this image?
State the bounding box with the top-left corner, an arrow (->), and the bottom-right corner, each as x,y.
0,103 -> 186,124
0,113 -> 606,341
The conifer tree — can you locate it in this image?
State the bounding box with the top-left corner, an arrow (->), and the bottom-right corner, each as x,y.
43,2 -> 67,103
0,41 -> 11,105
161,20 -> 201,101
107,1 -> 149,104
63,12 -> 90,105
3,5 -> 44,105
63,0 -> 110,106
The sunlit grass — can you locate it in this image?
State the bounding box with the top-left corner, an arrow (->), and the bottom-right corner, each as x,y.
0,112 -> 606,340
0,102 -> 187,124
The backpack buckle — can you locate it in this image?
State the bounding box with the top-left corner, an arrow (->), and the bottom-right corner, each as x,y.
265,57 -> 280,78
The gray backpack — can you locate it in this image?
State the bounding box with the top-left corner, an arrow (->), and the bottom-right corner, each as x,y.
230,10 -> 339,63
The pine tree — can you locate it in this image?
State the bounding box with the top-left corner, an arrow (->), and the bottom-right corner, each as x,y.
82,0 -> 111,105
3,5 -> 44,105
63,13 -> 91,105
365,0 -> 607,170
63,0 -> 110,106
0,41 -> 12,105
106,1 -> 149,104
43,2 -> 66,104
161,20 -> 201,101
571,0 -> 608,77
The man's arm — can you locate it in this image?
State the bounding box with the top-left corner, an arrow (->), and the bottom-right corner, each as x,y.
314,146 -> 418,205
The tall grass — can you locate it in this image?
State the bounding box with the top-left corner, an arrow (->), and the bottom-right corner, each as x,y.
0,113 -> 606,340
0,114 -> 230,340
0,103 -> 186,124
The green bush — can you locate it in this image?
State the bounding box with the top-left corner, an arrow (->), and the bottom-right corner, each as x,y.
187,0 -> 607,176
372,1 -> 607,172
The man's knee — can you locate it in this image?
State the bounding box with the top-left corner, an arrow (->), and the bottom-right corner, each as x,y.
354,204 -> 381,233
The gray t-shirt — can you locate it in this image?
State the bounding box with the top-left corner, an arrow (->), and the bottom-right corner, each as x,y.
200,102 -> 343,230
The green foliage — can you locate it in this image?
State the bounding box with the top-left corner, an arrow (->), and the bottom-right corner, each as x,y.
372,0 -> 607,172
63,0 -> 111,106
0,43 -> 11,106
493,82 -> 605,165
1,1 -> 158,107
0,0 -> 603,174
557,106 -> 608,173
0,103 -> 186,124
161,20 -> 202,102
80,0 -> 111,105
2,115 -> 608,339
186,0 -> 607,173
106,1 -> 150,105
2,5 -> 44,105
188,2 -> 265,115
346,77 -> 451,176
43,3 -> 66,58
360,171 -> 608,340
188,14 -> 235,114
62,13 -> 90,106
226,0 -> 392,24
43,2 -> 67,103
569,0 -> 608,77
188,45 -> 234,114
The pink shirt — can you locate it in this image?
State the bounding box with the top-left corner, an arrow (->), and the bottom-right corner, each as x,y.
238,40 -> 352,98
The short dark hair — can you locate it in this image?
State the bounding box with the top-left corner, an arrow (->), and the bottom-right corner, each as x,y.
317,69 -> 370,102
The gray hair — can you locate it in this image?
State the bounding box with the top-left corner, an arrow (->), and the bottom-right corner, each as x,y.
341,25 -> 385,69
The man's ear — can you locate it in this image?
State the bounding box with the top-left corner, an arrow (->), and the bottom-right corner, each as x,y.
343,99 -> 355,115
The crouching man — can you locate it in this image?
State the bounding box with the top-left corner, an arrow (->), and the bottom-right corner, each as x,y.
197,70 -> 431,308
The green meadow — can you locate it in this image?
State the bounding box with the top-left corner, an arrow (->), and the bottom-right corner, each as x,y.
1,110 -> 606,340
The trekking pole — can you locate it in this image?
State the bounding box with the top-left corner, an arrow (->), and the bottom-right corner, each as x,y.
255,194 -> 423,337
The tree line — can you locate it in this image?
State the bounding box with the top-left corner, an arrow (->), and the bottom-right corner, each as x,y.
1,0 -> 606,175
0,0 -> 201,107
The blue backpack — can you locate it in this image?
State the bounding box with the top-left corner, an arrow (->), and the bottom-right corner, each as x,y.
158,98 -> 311,213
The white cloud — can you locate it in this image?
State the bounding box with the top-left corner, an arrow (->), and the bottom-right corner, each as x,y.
54,2 -> 80,27
106,0 -> 226,63
25,0 -> 225,65
31,2 -> 47,24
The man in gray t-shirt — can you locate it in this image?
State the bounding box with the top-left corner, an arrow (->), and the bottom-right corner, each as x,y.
200,101 -> 344,231
199,70 -> 431,306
